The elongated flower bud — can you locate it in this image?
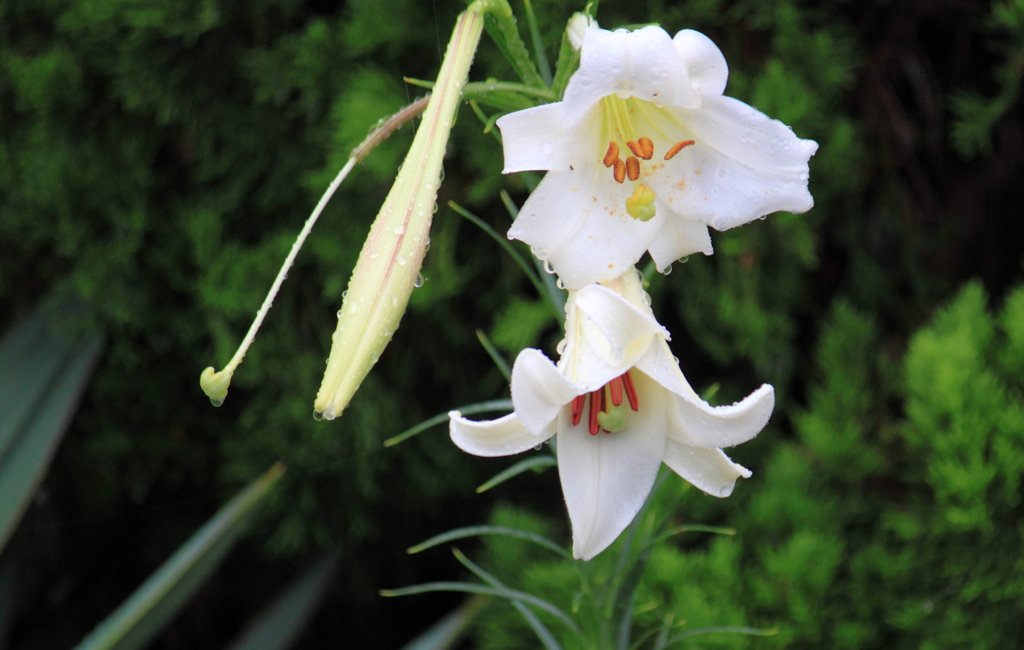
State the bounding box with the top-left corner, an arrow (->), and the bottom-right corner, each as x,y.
313,8 -> 485,421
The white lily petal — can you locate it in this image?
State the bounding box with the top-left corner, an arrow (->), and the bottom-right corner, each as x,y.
669,384 -> 775,448
496,103 -> 573,173
646,197 -> 713,272
648,95 -> 817,231
561,28 -> 635,125
672,30 -> 728,96
662,441 -> 752,497
633,338 -> 701,401
508,168 -> 662,289
574,284 -> 667,369
449,411 -> 550,458
510,348 -> 582,436
557,373 -> 667,560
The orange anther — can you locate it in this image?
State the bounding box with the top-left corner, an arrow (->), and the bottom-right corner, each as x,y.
625,156 -> 640,181
602,142 -> 620,168
664,140 -> 695,160
627,137 -> 654,160
612,158 -> 626,183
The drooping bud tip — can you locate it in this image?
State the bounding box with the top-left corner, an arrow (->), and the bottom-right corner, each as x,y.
200,367 -> 231,407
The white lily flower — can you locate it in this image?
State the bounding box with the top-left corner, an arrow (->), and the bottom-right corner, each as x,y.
496,25 -> 819,289
449,270 -> 774,560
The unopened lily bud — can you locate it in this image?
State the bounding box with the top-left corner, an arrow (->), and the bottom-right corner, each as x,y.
566,12 -> 597,51
313,8 -> 486,421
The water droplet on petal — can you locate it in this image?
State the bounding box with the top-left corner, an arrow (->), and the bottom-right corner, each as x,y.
543,260 -> 554,274
661,264 -> 673,275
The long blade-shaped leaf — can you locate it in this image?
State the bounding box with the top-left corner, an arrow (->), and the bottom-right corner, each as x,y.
476,455 -> 556,493
398,596 -> 487,650
381,582 -> 579,633
225,553 -> 337,650
408,525 -> 570,560
74,462 -> 286,650
452,549 -> 563,650
0,304 -> 103,552
383,400 -> 513,447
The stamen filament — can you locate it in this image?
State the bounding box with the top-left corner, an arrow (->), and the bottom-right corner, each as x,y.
622,370 -> 639,411
571,394 -> 586,426
609,376 -> 623,406
588,388 -> 601,435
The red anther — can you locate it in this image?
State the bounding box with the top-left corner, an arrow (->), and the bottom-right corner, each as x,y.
625,156 -> 640,181
603,142 -> 620,167
622,370 -> 639,411
609,376 -> 623,406
664,140 -> 695,160
588,389 -> 601,435
571,394 -> 586,426
612,158 -> 626,183
627,137 -> 654,160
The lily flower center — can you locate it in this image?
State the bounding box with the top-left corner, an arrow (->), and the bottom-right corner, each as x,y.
595,95 -> 695,222
570,370 -> 640,436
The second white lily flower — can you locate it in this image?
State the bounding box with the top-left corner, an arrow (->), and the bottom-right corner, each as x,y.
449,270 -> 774,560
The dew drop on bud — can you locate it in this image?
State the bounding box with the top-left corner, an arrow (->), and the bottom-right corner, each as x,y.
312,410 -> 324,421
413,274 -> 424,288
209,396 -> 224,407
336,310 -> 343,318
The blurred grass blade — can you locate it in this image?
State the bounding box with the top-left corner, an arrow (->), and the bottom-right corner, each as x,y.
497,191 -> 565,316
224,552 -> 337,650
383,400 -> 513,447
74,462 -> 286,650
522,0 -> 552,87
408,525 -> 570,560
0,304 -> 103,552
452,549 -> 563,650
476,455 -> 556,493
398,595 -> 487,650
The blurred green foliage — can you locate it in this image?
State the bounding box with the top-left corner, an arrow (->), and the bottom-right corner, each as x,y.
1,0 -> 1021,647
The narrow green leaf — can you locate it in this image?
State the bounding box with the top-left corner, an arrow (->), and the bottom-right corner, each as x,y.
0,304 -> 103,552
477,3 -> 547,89
448,200 -> 563,321
476,455 -> 556,493
451,549 -> 563,649
381,582 -> 579,633
408,525 -> 571,560
522,0 -> 552,87
550,28 -> 580,100
383,400 -> 513,447
475,330 -> 512,382
399,596 -> 488,650
73,462 -> 286,650
224,553 -> 338,650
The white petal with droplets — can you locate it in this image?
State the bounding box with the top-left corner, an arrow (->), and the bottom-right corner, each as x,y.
496,103 -> 573,173
557,372 -> 667,560
662,441 -> 752,497
646,198 -> 714,272
508,168 -> 663,289
669,384 -> 775,448
449,412 -> 550,458
672,30 -> 728,96
510,349 -> 581,436
574,284 -> 666,371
